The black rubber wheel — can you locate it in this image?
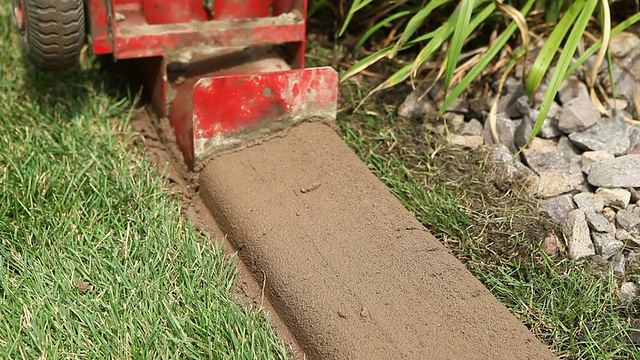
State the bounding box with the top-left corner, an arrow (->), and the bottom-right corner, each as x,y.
11,0 -> 86,71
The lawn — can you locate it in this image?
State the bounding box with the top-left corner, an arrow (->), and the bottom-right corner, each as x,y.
0,3 -> 288,359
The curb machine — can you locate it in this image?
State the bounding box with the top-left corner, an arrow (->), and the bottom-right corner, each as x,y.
11,0 -> 339,168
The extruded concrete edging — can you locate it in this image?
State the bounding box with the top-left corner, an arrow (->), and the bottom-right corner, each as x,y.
199,122 -> 556,359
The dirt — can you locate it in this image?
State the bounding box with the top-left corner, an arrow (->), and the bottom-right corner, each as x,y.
198,121 -> 556,359
130,110 -> 306,358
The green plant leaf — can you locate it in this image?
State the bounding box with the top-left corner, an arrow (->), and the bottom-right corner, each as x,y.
339,0 -> 375,36
525,0 -> 586,98
389,0 -> 453,58
529,0 -> 598,144
356,63 -> 414,107
360,1 -> 494,101
308,0 -> 328,18
565,11 -> 640,77
412,0 -> 497,78
606,48 -> 616,111
340,47 -> 393,83
441,0 -> 535,112
409,13 -> 460,78
488,47 -> 527,143
353,10 -> 414,53
545,0 -> 565,24
340,29 -> 440,83
443,0 -> 476,97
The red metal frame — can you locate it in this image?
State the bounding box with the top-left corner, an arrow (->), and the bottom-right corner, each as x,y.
86,0 -> 337,168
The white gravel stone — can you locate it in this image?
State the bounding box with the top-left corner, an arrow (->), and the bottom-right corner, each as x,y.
573,192 -> 605,213
592,232 -> 623,259
603,207 -> 616,222
616,210 -> 640,231
588,155 -> 640,188
569,119 -> 633,156
613,253 -> 626,277
539,194 -> 576,224
596,188 -> 632,209
448,135 -> 484,149
563,209 -> 596,260
586,212 -> 615,233
620,282 -> 638,304
556,95 -> 600,133
460,119 -> 484,136
581,151 -> 615,174
537,173 -> 584,198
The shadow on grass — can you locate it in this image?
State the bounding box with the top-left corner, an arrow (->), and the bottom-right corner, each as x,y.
14,56 -> 143,126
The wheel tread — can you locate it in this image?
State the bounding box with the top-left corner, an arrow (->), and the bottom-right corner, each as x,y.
20,0 -> 86,71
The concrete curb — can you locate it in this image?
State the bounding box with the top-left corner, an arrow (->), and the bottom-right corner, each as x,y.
199,122 -> 556,359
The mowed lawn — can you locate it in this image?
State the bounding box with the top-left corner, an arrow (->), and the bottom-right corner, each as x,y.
0,3 -> 288,359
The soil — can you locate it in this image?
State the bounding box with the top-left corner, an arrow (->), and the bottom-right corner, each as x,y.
198,121 -> 556,359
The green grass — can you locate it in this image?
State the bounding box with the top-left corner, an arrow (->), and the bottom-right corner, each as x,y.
336,80 -> 640,359
0,3 -> 288,359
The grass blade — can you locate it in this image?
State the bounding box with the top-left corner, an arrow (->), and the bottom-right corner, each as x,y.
409,13 -> 460,78
488,47 -> 527,143
308,0 -> 328,18
494,0 -> 530,58
606,48 -> 617,113
588,0 -> 610,90
545,0 -> 565,24
412,0 -> 496,78
354,0 -> 494,103
341,29 -> 440,84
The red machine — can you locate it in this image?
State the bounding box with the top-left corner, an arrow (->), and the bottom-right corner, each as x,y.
11,0 -> 338,168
